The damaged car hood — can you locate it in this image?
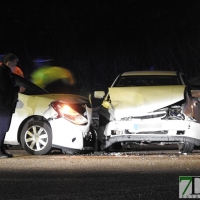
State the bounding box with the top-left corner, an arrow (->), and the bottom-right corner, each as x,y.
107,85 -> 185,119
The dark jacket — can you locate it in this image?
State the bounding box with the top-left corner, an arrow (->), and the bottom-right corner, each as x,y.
0,64 -> 19,111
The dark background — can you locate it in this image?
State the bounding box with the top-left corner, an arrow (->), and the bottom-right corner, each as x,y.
1,0 -> 200,95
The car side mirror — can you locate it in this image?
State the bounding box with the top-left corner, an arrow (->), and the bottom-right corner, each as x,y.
94,91 -> 105,99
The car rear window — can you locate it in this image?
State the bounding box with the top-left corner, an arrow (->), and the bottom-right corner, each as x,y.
13,73 -> 49,95
114,75 -> 181,87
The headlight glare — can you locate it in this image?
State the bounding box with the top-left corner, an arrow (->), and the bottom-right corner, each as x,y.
51,101 -> 88,125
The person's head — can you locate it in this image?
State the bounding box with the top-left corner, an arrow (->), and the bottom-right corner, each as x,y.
2,53 -> 19,70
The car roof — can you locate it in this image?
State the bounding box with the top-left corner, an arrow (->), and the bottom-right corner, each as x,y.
121,71 -> 178,76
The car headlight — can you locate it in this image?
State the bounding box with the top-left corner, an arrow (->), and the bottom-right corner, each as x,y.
51,101 -> 88,125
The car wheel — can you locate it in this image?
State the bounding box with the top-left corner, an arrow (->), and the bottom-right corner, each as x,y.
20,120 -> 52,155
178,142 -> 194,154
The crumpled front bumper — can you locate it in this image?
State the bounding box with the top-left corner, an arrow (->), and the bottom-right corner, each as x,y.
99,119 -> 200,150
43,104 -> 93,150
100,134 -> 200,150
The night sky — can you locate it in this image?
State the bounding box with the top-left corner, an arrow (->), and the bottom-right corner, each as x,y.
1,0 -> 200,93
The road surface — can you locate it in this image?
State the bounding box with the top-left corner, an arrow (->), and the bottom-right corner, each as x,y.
0,145 -> 200,200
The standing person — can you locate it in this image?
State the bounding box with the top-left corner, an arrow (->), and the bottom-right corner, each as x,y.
0,53 -> 24,158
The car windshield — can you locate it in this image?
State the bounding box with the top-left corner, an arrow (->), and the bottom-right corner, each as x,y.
13,74 -> 49,95
114,75 -> 181,87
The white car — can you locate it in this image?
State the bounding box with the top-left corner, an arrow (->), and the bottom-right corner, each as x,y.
95,71 -> 200,153
5,74 -> 96,155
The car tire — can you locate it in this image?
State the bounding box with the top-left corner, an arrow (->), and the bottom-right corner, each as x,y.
20,120 -> 52,155
178,142 -> 194,154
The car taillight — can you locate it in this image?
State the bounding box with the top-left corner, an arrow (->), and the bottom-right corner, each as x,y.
51,101 -> 88,125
